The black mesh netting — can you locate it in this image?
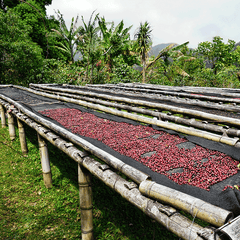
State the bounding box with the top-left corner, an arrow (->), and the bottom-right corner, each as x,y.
1,86 -> 240,216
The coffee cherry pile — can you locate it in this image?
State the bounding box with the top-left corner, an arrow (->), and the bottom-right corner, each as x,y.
40,108 -> 240,191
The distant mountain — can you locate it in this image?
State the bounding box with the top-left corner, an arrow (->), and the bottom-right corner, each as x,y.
149,43 -> 175,57
234,41 -> 240,49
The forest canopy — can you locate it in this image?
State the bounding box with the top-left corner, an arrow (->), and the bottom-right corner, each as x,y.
1,0 -> 240,87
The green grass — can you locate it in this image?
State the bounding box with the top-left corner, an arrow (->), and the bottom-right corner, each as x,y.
0,123 -> 180,239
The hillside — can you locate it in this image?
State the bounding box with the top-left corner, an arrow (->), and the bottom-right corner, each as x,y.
149,43 -> 175,57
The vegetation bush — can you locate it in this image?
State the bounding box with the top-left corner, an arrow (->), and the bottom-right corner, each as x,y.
1,1 -> 240,88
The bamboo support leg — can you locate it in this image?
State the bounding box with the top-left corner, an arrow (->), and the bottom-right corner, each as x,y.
17,119 -> 28,155
0,104 -> 6,128
7,112 -> 16,140
37,133 -> 52,188
78,163 -> 94,240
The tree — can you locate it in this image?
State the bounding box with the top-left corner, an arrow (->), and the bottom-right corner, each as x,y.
134,21 -> 152,83
196,36 -> 237,74
49,10 -> 83,62
98,17 -> 133,81
0,8 -> 43,85
11,0 -> 53,58
145,42 -> 195,84
78,11 -> 101,82
1,0 -> 52,11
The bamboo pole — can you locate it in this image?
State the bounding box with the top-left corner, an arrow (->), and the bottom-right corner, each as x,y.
0,95 -> 150,185
78,164 -> 94,240
7,111 -> 16,140
28,87 -> 240,138
0,98 -> 226,238
12,88 -> 239,147
0,104 -> 6,128
82,157 -> 222,240
32,83 -> 240,108
25,85 -> 240,128
139,180 -> 233,227
17,118 -> 28,155
37,133 -> 52,188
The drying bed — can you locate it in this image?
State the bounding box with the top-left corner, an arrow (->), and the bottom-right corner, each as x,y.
39,108 -> 239,191
1,85 -> 240,217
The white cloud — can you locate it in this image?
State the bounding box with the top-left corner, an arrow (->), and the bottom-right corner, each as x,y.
47,0 -> 240,48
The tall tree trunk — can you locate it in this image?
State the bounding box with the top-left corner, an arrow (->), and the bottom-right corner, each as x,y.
142,60 -> 146,83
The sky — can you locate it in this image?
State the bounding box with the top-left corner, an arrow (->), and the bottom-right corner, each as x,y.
46,0 -> 240,49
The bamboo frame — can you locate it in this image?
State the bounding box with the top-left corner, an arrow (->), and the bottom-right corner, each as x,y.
30,84 -> 240,113
7,111 -> 16,140
0,94 -> 150,185
87,82 -> 240,99
28,86 -> 240,138
0,98 -> 228,239
27,85 -> 240,128
17,118 -> 28,155
139,180 -> 232,227
37,133 -> 52,188
11,86 -> 240,147
0,104 -> 6,128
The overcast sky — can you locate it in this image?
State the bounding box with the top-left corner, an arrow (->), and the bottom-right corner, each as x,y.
46,0 -> 240,49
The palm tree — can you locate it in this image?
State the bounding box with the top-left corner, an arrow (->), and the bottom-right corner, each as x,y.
134,21 -> 152,83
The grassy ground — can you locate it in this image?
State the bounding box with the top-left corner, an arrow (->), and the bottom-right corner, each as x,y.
0,122 -> 180,240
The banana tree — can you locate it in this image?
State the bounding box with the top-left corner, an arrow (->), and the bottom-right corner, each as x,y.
49,10 -> 82,62
146,42 -> 195,81
98,17 -> 132,81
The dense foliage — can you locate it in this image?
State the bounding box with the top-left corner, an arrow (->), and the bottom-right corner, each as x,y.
1,1 -> 240,87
